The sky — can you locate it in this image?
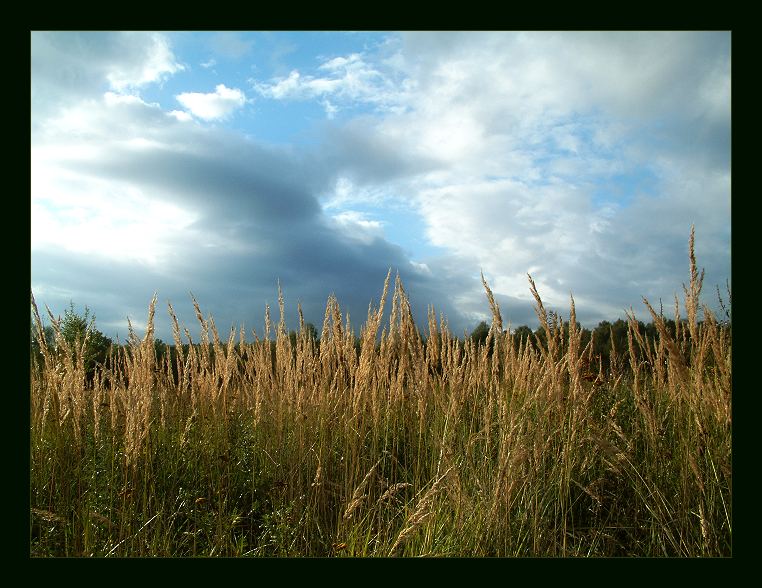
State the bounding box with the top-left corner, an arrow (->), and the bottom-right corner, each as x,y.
31,31 -> 731,343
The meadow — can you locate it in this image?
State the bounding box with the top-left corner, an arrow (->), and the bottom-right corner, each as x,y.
29,232 -> 731,557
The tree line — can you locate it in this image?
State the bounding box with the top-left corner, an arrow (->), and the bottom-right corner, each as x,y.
31,301 -> 731,386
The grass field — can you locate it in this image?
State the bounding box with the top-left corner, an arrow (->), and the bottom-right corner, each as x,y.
30,232 -> 731,557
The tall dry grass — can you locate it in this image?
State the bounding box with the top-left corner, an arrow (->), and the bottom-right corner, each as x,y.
30,229 -> 731,556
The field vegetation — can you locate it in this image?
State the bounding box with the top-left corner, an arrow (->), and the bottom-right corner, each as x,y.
30,230 -> 731,557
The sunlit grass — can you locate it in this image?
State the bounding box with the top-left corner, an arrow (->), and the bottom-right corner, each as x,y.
30,229 -> 731,557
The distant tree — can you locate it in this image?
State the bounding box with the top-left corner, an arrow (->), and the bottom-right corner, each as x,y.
289,322 -> 320,349
302,322 -> 319,343
470,321 -> 490,346
512,325 -> 533,343
154,339 -> 168,364
57,303 -> 113,383
532,326 -> 548,351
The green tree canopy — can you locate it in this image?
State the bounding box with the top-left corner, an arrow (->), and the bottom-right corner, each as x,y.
58,303 -> 113,381
512,325 -> 533,342
470,320 -> 490,345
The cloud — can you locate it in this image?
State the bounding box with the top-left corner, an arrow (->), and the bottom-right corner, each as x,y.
31,32 -> 731,345
330,211 -> 385,245
105,33 -> 184,92
175,84 -> 247,120
169,109 -> 193,122
31,32 -> 183,116
318,117 -> 442,188
31,80 -> 469,343
302,32 -> 730,326
252,51 -> 410,115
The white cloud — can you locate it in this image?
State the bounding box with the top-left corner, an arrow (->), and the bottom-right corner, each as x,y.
169,109 -> 193,122
324,32 -> 730,323
319,53 -> 362,72
103,92 -> 151,107
322,99 -> 338,118
32,32 -> 185,124
31,158 -> 197,267
330,211 -> 384,245
176,84 -> 247,121
252,51 -> 410,113
409,260 -> 431,275
106,33 -> 184,92
258,70 -> 302,99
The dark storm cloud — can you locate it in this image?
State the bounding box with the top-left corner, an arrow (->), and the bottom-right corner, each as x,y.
64,140 -> 322,226
31,248 -> 170,340
30,34 -> 481,340
33,223 -> 468,345
32,88 -> 473,342
316,118 -> 442,186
